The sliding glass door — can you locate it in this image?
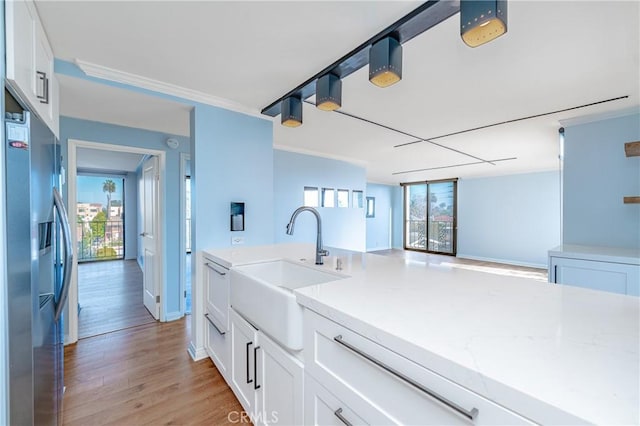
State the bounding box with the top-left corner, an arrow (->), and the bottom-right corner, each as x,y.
404,179 -> 457,255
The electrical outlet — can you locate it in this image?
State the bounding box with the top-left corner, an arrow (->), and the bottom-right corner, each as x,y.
231,236 -> 245,245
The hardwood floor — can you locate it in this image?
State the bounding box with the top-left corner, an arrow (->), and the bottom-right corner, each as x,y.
63,317 -> 243,426
78,260 -> 155,339
370,249 -> 548,282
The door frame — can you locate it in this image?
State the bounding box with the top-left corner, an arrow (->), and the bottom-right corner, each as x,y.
179,153 -> 190,315
66,139 -> 166,344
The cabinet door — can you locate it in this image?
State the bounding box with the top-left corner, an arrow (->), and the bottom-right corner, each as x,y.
33,17 -> 55,128
6,0 -> 37,103
205,312 -> 229,380
204,260 -> 230,330
230,308 -> 258,417
552,257 -> 640,296
304,373 -> 367,426
255,332 -> 303,426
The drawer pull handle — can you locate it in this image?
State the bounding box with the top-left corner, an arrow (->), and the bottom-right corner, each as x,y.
205,262 -> 227,276
334,335 -> 479,422
204,313 -> 226,335
334,408 -> 353,426
254,346 -> 261,390
246,342 -> 253,384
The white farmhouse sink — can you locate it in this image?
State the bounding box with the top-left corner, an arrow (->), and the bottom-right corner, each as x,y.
230,259 -> 345,351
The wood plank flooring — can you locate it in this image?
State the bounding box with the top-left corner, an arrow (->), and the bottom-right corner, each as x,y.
63,317 -> 243,426
78,260 -> 156,339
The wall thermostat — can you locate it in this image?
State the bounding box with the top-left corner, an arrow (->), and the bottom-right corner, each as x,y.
166,138 -> 179,149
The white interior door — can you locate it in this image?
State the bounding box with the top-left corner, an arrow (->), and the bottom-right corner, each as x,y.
142,156 -> 160,319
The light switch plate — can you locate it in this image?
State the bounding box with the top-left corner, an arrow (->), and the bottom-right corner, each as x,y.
231,236 -> 245,245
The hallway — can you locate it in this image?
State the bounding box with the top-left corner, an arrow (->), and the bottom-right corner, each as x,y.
78,260 -> 155,339
63,318 -> 242,425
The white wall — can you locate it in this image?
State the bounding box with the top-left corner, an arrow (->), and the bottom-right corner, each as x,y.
274,150 -> 367,252
563,112 -> 640,248
457,171 -> 561,268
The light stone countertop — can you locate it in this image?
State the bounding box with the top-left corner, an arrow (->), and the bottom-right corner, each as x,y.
204,243 -> 640,425
548,244 -> 640,265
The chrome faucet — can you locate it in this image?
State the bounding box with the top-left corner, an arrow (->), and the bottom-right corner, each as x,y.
286,206 -> 329,265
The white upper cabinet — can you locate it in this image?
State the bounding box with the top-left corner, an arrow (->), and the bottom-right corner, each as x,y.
6,0 -> 59,137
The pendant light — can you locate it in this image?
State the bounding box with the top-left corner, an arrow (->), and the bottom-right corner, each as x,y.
281,96 -> 303,127
369,36 -> 402,88
460,0 -> 508,47
315,74 -> 342,111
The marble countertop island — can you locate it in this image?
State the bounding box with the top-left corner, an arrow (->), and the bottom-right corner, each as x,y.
204,243 -> 640,425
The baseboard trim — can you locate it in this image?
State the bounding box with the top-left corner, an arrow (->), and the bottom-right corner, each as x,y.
366,246 -> 391,252
456,254 -> 547,269
165,311 -> 183,322
188,341 -> 208,361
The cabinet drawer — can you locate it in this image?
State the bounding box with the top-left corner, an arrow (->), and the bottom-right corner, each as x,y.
304,309 -> 533,425
551,257 -> 640,296
205,313 -> 229,379
304,373 -> 369,426
203,258 -> 230,331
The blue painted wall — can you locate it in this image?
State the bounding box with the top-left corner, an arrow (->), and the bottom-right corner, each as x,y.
190,105 -> 273,252
563,113 -> 640,249
366,183 -> 394,251
457,171 -> 561,267
274,150 -> 366,251
59,116 -> 190,318
124,172 -> 138,260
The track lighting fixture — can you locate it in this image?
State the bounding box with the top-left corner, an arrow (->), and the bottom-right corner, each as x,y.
316,74 -> 342,111
369,37 -> 403,88
264,1 -> 509,127
460,0 -> 508,47
281,96 -> 303,127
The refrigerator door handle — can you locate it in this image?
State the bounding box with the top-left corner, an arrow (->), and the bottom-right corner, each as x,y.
53,187 -> 74,321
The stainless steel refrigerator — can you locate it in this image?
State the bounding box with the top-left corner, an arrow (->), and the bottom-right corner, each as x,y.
4,88 -> 73,425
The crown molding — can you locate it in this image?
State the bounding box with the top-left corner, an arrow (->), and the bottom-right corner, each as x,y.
74,59 -> 266,120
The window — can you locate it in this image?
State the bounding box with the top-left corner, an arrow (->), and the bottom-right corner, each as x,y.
321,188 -> 335,207
304,187 -> 318,207
403,179 -> 457,255
352,190 -> 364,208
337,189 -> 349,208
366,197 -> 375,218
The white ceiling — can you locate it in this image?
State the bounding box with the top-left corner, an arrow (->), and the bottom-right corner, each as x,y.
37,1 -> 640,184
77,147 -> 145,173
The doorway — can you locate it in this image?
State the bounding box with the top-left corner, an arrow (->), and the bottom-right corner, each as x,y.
66,140 -> 165,344
180,154 -> 192,315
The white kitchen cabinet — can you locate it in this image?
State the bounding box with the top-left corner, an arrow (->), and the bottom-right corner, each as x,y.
549,245 -> 640,296
229,308 -> 304,426
204,312 -> 229,380
304,309 -> 534,425
202,257 -> 231,379
230,308 -> 258,416
5,0 -> 59,136
255,330 -> 303,426
203,258 -> 230,330
304,373 -> 367,426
